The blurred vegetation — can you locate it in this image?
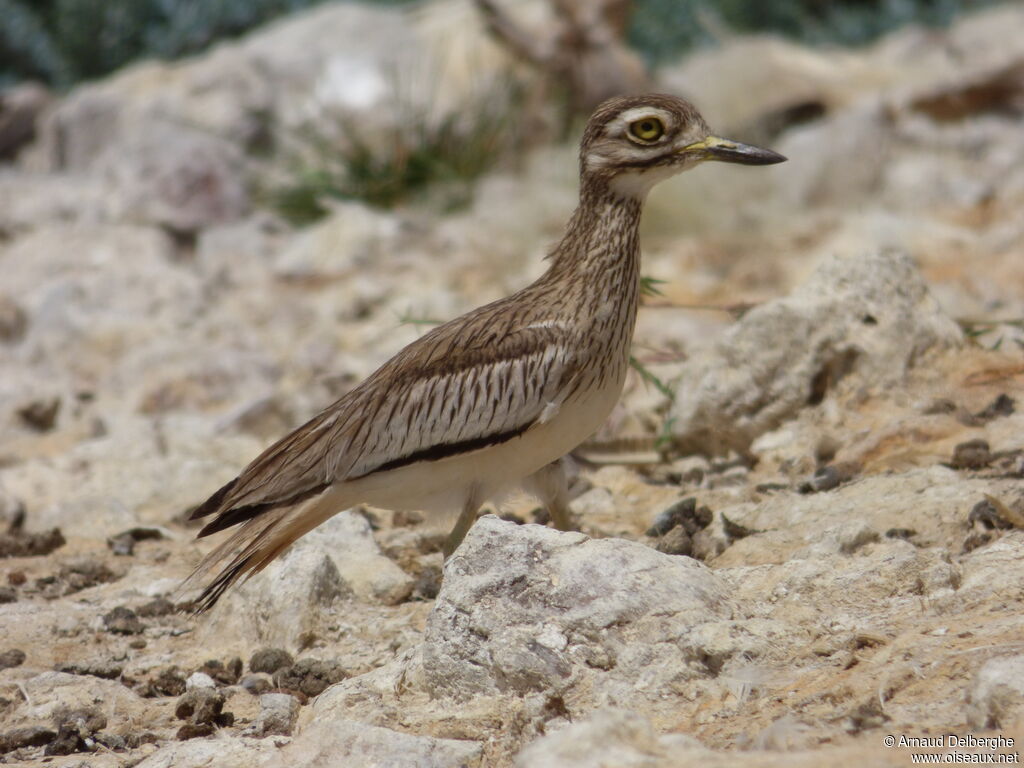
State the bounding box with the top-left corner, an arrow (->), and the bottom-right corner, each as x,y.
268,89 -> 521,221
0,0 -> 413,88
0,0 -> 1005,89
630,0 -> 1003,63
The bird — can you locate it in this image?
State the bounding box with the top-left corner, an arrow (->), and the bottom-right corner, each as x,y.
183,93 -> 785,611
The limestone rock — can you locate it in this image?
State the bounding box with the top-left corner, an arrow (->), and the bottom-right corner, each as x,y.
252,693 -> 300,737
135,736 -> 282,768
282,718 -> 482,768
670,250 -> 963,456
197,510 -> 412,650
514,708 -> 707,768
422,516 -> 734,703
966,656 -> 1024,729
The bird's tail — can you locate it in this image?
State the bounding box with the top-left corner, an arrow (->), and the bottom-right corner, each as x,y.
179,490 -> 343,613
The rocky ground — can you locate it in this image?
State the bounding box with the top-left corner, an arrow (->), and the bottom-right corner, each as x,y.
2,1 -> 1024,766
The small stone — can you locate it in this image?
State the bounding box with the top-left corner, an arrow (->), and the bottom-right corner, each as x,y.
102,606 -> 145,635
59,559 -> 117,594
185,672 -> 217,691
176,722 -> 215,740
17,397 -> 60,431
0,527 -> 65,558
55,659 -> 122,680
175,688 -> 225,724
146,666 -> 187,697
973,393 -> 1015,423
654,526 -> 693,557
0,294 -> 27,343
95,732 -> 125,750
199,658 -> 240,685
721,513 -> 759,540
885,528 -> 916,540
962,530 -> 994,553
951,439 -> 992,470
648,498 -> 693,536
273,658 -> 347,698
249,647 -> 294,675
253,692 -> 300,736
129,638 -> 147,649
240,673 -> 273,695
646,497 -> 711,537
0,649 -> 25,670
45,707 -> 106,756
968,499 -> 1013,530
966,655 -> 1024,729
0,587 -> 16,604
106,527 -> 165,556
0,725 -> 56,752
7,570 -> 26,586
136,597 -> 175,617
411,564 -> 442,601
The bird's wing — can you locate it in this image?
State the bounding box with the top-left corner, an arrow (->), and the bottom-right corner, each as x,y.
189,309 -> 580,537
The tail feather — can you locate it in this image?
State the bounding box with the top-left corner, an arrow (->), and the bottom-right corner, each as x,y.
180,490 -> 343,613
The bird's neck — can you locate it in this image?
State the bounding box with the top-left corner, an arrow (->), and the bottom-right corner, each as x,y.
545,180 -> 644,285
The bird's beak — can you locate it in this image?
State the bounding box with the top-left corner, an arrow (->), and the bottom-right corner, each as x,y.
680,135 -> 787,166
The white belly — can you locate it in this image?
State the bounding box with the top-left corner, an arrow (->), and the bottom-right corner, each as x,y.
338,371 -> 624,517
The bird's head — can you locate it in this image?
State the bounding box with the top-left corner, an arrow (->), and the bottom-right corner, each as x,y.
580,94 -> 786,200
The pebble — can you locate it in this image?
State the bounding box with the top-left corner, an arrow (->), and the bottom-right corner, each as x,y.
0,725 -> 56,753
240,673 -> 274,695
646,497 -> 711,537
136,597 -> 175,617
249,647 -> 294,675
17,397 -> 60,431
55,660 -> 123,680
253,693 -> 300,736
0,528 -> 65,558
186,672 -> 217,691
0,649 -> 25,670
0,294 -> 27,343
273,658 -> 347,697
45,707 -> 106,756
951,439 -> 992,470
175,688 -> 226,724
654,526 -> 693,557
146,666 -> 187,697
102,606 -> 145,635
0,587 -> 16,604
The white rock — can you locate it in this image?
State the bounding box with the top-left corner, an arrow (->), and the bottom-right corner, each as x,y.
186,672 -> 217,691
254,693 -> 301,737
196,510 -> 411,650
670,250 -> 963,456
514,708 -> 708,768
282,718 -> 482,767
966,656 -> 1024,729
422,516 -> 734,703
136,735 -> 283,768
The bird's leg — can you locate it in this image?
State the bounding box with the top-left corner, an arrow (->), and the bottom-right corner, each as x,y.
526,459 -> 575,532
443,485 -> 483,559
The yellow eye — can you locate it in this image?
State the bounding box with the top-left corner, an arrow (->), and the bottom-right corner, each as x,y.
628,117 -> 665,143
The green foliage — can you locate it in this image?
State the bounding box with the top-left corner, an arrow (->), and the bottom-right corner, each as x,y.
1,0 -> 1002,90
629,0 -> 1002,63
269,92 -> 520,219
0,0 -> 422,88
640,276 -> 667,298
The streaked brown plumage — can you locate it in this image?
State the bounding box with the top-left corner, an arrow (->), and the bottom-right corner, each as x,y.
183,94 -> 785,611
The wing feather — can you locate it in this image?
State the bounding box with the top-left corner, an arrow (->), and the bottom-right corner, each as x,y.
189,310 -> 578,533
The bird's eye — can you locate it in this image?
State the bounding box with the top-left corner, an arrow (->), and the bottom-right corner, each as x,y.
628,117 -> 665,143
